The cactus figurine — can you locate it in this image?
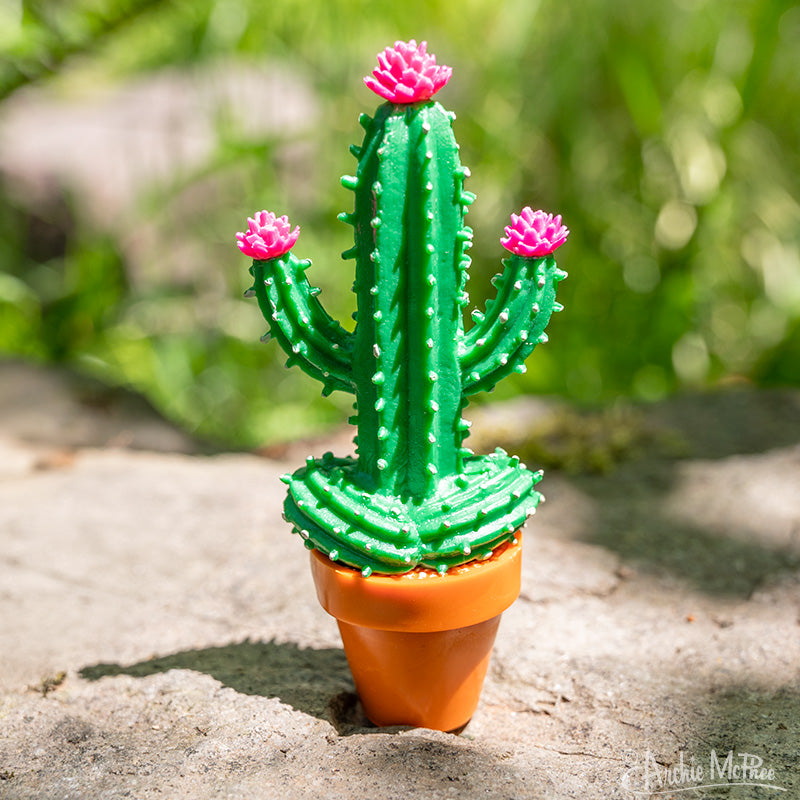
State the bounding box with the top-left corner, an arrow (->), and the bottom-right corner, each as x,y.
236,41 -> 569,730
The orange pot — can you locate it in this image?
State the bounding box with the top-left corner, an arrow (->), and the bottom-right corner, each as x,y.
309,535 -> 522,732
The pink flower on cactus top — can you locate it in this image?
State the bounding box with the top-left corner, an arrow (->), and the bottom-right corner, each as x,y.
236,211 -> 299,260
364,39 -> 452,103
501,208 -> 569,257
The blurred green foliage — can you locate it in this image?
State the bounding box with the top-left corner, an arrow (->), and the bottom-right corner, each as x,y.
0,0 -> 798,447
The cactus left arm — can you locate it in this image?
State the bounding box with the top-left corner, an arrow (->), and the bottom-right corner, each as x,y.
459,255 -> 566,395
250,253 -> 355,395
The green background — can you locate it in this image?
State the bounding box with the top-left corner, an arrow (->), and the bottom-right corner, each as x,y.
1,0 -> 798,448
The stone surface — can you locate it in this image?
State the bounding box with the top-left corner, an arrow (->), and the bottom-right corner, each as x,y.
1,362 -> 799,799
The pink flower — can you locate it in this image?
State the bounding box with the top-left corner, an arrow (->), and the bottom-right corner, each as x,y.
364,39 -> 452,104
500,208 -> 569,257
236,211 -> 299,260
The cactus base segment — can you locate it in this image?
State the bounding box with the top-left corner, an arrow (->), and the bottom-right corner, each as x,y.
282,451 -> 542,574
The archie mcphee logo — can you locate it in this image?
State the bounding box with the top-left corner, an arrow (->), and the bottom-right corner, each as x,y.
620,748 -> 788,796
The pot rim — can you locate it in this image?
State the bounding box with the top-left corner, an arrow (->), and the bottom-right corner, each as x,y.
309,534 -> 522,632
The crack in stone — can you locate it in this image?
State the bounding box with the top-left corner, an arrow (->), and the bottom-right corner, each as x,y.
529,743 -> 625,762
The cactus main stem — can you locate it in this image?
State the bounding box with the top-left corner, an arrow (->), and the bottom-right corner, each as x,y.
343,102 -> 474,498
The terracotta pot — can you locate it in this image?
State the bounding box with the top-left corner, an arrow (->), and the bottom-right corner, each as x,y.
309,535 -> 522,732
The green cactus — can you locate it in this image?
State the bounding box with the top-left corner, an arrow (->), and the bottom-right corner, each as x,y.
241,46 -> 567,575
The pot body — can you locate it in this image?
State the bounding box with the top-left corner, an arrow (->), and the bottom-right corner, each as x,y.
310,536 -> 522,731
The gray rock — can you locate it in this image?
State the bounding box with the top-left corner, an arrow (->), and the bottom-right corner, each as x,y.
1,372 -> 798,798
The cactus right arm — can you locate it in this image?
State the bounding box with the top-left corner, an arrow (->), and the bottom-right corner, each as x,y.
459,254 -> 566,395
249,253 -> 355,395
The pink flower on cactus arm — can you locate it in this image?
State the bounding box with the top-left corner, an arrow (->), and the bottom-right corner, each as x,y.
500,208 -> 569,257
364,39 -> 452,104
236,211 -> 299,260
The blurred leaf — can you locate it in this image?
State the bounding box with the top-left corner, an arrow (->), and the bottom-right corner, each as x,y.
0,0 -> 798,448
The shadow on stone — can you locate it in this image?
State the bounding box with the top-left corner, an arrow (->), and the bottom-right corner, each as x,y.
326,690 -> 391,735
694,684 -> 799,795
585,501 -> 800,597
573,457 -> 800,598
80,639 -> 362,729
650,389 -> 800,460
331,733 -> 554,796
620,683 -> 800,797
79,640 -> 487,738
